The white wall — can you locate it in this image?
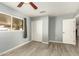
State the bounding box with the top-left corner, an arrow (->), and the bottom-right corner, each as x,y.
0,4 -> 31,53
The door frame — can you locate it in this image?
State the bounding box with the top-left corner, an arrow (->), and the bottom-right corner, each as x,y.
31,19 -> 43,42
62,18 -> 76,45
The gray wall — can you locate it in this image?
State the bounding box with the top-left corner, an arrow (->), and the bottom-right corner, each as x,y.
49,14 -> 75,42
0,31 -> 25,52
49,16 -> 62,42
0,4 -> 31,53
56,14 -> 74,42
0,18 -> 31,53
31,14 -> 75,43
49,17 -> 56,42
27,17 -> 31,41
31,16 -> 49,42
55,17 -> 63,42
76,17 -> 79,37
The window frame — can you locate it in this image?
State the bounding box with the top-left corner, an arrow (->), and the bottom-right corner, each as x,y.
0,12 -> 24,32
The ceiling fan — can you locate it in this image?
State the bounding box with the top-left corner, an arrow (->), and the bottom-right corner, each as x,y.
17,2 -> 38,10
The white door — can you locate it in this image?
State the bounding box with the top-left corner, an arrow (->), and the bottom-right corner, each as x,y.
63,18 -> 76,45
31,20 -> 43,42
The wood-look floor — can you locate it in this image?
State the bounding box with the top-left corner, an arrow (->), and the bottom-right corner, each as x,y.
1,39 -> 79,56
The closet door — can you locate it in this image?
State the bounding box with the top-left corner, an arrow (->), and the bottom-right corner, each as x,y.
63,18 -> 76,45
31,19 -> 43,42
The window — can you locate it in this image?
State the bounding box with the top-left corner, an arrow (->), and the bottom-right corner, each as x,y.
0,13 -> 11,31
0,13 -> 23,31
12,17 -> 23,30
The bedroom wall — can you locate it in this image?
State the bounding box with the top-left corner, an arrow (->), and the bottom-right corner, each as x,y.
49,16 -> 63,42
0,4 -> 31,53
42,16 -> 49,42
31,14 -> 75,43
49,14 -> 75,42
76,17 -> 79,37
49,17 -> 56,42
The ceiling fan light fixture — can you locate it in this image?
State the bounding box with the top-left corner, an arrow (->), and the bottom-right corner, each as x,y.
17,2 -> 24,8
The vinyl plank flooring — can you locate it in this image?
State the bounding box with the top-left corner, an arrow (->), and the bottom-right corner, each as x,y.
1,40 -> 79,56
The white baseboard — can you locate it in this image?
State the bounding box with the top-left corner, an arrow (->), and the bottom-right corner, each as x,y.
49,40 -> 63,44
31,40 -> 48,44
42,42 -> 48,44
0,41 -> 31,55
49,40 -> 76,45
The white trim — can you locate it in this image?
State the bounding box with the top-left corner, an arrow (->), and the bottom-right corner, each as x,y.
31,40 -> 48,44
0,11 -> 24,31
49,40 -> 63,44
11,16 -> 12,30
0,30 -> 24,32
0,41 -> 31,56
42,42 -> 48,44
49,40 -> 76,45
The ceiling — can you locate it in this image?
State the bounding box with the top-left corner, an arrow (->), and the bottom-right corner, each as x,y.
1,2 -> 79,17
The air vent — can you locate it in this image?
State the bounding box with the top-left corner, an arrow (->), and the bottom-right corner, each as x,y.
40,11 -> 46,13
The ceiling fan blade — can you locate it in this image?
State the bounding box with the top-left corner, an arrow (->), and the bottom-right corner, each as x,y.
17,2 -> 24,8
29,2 -> 38,9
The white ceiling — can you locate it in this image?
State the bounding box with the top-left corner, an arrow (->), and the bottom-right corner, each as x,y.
1,2 -> 79,17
